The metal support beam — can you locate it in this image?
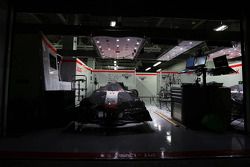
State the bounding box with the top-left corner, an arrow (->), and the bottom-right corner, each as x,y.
56,13 -> 67,24
156,18 -> 165,27
12,1 -> 243,20
192,20 -> 206,29
28,13 -> 42,24
15,24 -> 241,42
0,3 -> 14,136
241,12 -> 250,133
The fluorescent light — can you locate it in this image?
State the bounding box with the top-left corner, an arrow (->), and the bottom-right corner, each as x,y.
153,61 -> 161,67
145,67 -> 151,71
213,24 -> 228,31
110,21 -> 116,27
157,69 -> 162,72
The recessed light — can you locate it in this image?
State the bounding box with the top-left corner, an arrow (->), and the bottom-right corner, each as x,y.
127,38 -> 130,41
110,21 -> 116,27
136,42 -> 140,45
134,47 -> 137,50
189,42 -> 193,45
96,40 -> 100,44
117,45 -> 119,47
114,60 -> 117,64
116,39 -> 119,42
108,48 -> 111,51
99,46 -> 102,48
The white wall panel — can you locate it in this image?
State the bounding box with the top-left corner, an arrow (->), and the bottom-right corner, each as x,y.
94,71 -> 136,90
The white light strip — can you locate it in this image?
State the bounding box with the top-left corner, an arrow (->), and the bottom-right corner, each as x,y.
153,61 -> 161,67
213,25 -> 228,32
145,67 -> 151,71
157,69 -> 162,72
158,41 -> 203,61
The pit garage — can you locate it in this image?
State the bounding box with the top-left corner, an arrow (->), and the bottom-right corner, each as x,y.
1,1 -> 250,166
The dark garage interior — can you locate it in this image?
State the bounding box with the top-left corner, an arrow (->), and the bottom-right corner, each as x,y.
1,1 -> 250,166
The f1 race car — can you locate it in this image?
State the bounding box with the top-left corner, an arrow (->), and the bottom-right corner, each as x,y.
75,82 -> 152,126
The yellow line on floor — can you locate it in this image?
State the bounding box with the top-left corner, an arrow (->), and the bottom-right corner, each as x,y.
153,111 -> 179,127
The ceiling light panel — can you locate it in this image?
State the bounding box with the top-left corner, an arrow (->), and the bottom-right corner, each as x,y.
110,21 -> 116,27
153,61 -> 161,67
157,41 -> 203,61
93,36 -> 145,60
208,43 -> 241,60
213,25 -> 228,31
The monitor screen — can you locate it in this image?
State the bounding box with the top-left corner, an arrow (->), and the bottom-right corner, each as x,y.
194,56 -> 207,67
186,57 -> 195,69
213,55 -> 228,68
49,53 -> 57,69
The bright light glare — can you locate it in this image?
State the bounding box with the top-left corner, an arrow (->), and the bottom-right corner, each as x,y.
153,61 -> 161,67
110,21 -> 116,27
214,25 -> 228,31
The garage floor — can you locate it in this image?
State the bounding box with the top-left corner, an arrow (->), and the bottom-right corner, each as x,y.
0,104 -> 250,159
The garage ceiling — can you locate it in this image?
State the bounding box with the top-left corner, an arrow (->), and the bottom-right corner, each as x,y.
92,36 -> 145,60
15,12 -> 241,72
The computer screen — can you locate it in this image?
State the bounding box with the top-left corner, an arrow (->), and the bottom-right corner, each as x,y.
49,53 -> 57,69
186,57 -> 195,69
213,55 -> 228,68
194,56 -> 207,67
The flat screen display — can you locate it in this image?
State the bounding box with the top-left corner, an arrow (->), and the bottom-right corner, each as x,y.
213,55 -> 228,68
49,53 -> 57,69
194,56 -> 207,67
186,57 -> 195,69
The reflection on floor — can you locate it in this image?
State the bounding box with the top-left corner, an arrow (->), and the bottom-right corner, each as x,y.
0,104 -> 249,159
